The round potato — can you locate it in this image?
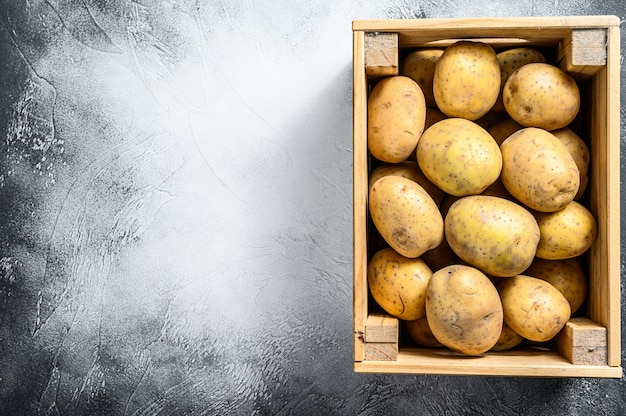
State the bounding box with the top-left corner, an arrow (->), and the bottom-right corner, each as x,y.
426,264 -> 503,355
525,257 -> 587,314
534,200 -> 597,260
368,248 -> 433,320
492,47 -> 547,113
416,118 -> 502,196
551,128 -> 590,200
487,117 -> 524,146
368,75 -> 426,163
498,275 -> 571,342
503,62 -> 580,130
420,238 -> 458,272
405,316 -> 443,348
445,195 -> 540,277
491,321 -> 524,352
369,176 -> 444,258
500,127 -> 580,212
369,161 -> 445,205
401,48 -> 444,108
433,41 -> 501,120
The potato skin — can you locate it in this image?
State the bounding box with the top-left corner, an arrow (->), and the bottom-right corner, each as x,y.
405,316 -> 444,348
534,201 -> 597,260
433,41 -> 501,120
368,248 -> 433,320
416,118 -> 502,196
369,161 -> 445,205
445,195 -> 540,277
368,76 -> 426,163
503,62 -> 580,130
369,176 -> 444,258
525,257 -> 587,314
490,321 -> 524,352
500,127 -> 580,212
497,275 -> 571,342
426,265 -> 503,355
551,128 -> 590,200
401,49 -> 444,108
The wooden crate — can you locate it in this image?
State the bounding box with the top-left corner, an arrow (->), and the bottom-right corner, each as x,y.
353,16 -> 621,378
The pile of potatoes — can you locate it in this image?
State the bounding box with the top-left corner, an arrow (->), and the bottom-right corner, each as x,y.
366,40 -> 596,356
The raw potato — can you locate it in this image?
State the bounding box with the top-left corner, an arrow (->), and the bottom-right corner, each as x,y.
445,195 -> 540,277
405,316 -> 443,348
433,41 -> 501,120
368,76 -> 426,163
369,176 -> 444,258
491,321 -> 524,352
525,257 -> 588,314
367,248 -> 433,320
500,127 -> 580,212
416,118 -> 502,196
425,264 -> 503,355
492,47 -> 547,113
534,201 -> 597,260
487,118 -> 524,145
503,62 -> 580,130
497,275 -> 571,342
401,48 -> 444,108
552,128 -> 590,200
420,238 -> 458,272
369,161 -> 445,205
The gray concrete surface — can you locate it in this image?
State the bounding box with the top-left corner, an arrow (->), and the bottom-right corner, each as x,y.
0,0 -> 624,415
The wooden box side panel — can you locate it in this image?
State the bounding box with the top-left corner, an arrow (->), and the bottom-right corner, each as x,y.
353,30 -> 369,362
587,25 -> 621,367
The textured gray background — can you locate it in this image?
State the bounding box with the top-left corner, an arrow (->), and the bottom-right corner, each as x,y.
0,0 -> 624,415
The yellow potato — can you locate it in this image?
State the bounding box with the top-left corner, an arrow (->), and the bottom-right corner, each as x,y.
492,47 -> 547,112
551,128 -> 590,200
503,62 -> 580,130
534,201 -> 597,260
497,275 -> 571,342
401,48 -> 445,108
368,75 -> 426,163
433,41 -> 501,120
425,264 -> 503,355
500,127 -> 580,212
369,176 -> 444,258
367,248 -> 433,320
525,257 -> 588,314
490,321 -> 524,352
445,195 -> 540,277
416,118 -> 502,196
369,161 -> 445,205
405,316 -> 443,348
420,238 -> 458,272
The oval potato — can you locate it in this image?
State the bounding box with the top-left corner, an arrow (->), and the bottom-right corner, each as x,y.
426,264 -> 503,355
433,41 -> 501,120
368,76 -> 426,163
503,62 -> 580,130
551,128 -> 590,200
534,200 -> 597,260
416,118 -> 502,196
445,195 -> 540,277
498,275 -> 571,342
491,321 -> 524,352
401,48 -> 444,108
500,127 -> 580,212
525,257 -> 587,314
367,248 -> 433,320
369,176 -> 444,258
369,161 -> 445,205
405,316 -> 444,348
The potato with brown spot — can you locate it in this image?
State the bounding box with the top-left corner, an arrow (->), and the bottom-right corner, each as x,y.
416,118 -> 502,196
367,248 -> 433,320
401,48 -> 444,108
433,41 -> 501,120
369,176 -> 444,258
503,62 -> 580,130
525,257 -> 588,314
534,201 -> 597,260
500,127 -> 580,212
445,195 -> 540,277
425,264 -> 503,355
368,75 -> 426,163
497,275 -> 571,342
